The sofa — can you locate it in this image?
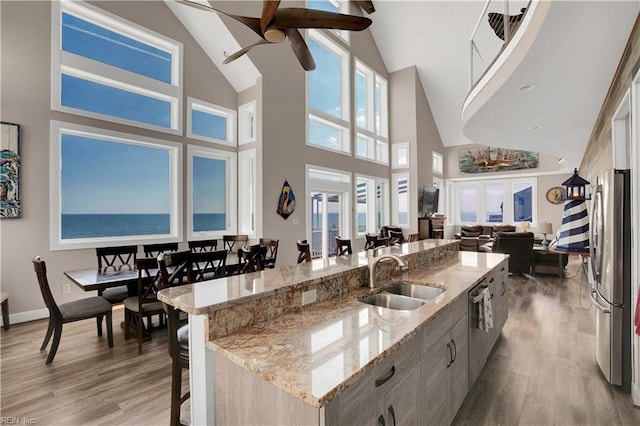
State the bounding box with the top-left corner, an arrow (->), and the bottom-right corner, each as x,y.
454,225 -> 516,251
488,231 -> 534,274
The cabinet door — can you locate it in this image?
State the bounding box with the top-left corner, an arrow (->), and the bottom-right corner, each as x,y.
421,331 -> 451,426
381,362 -> 419,426
448,314 -> 469,417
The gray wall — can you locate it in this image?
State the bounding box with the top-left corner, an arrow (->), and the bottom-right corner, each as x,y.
1,1 -> 237,317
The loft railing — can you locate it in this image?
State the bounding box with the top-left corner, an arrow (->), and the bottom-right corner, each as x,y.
469,0 -> 531,90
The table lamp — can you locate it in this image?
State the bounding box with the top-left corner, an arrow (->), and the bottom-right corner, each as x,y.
520,221 -> 531,232
538,222 -> 553,247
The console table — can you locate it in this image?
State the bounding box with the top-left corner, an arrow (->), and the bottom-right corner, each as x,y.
418,216 -> 446,239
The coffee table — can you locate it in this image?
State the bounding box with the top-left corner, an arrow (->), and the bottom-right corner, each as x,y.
531,245 -> 564,277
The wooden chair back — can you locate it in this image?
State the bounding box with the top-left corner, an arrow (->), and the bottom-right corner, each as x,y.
297,240 -> 312,263
408,233 -> 420,242
388,229 -> 404,245
364,234 -> 389,250
135,257 -> 161,304
32,257 -> 62,321
335,237 -> 353,256
96,245 -> 137,271
191,250 -> 228,282
143,242 -> 179,258
222,235 -> 249,254
259,238 -> 279,268
237,244 -> 267,274
188,239 -> 218,253
158,250 -> 193,289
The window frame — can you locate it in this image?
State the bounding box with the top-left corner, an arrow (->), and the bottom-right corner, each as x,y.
187,97 -> 237,147
432,151 -> 444,175
392,142 -> 410,169
354,59 -> 388,164
50,120 -> 183,250
238,100 -> 257,145
392,172 -> 410,229
187,145 -> 237,241
306,29 -> 351,155
51,0 -> 183,135
355,174 -> 390,236
238,148 -> 257,239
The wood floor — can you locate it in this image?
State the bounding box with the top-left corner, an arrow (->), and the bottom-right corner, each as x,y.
1,258 -> 639,425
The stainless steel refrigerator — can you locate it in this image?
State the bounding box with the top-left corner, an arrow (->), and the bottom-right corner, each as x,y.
589,169 -> 631,393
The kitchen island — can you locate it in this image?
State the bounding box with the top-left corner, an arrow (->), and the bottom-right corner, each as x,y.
158,240 -> 509,425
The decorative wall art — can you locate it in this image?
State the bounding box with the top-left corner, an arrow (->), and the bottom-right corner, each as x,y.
1,122 -> 21,218
276,179 -> 296,219
459,146 -> 538,173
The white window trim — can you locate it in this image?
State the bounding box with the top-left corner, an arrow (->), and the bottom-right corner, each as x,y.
307,1 -> 351,44
432,151 -> 444,175
187,97 -> 237,147
51,0 -> 183,135
50,120 -> 183,250
187,145 -> 237,240
354,59 -> 389,164
392,142 -> 410,169
392,172 -> 410,229
238,100 -> 257,145
306,29 -> 351,154
306,164 -> 352,243
355,174 -> 389,236
238,149 -> 257,239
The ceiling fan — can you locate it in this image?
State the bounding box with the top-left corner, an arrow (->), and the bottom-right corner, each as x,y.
177,0 -> 373,71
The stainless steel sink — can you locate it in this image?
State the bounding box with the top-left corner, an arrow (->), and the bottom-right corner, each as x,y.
384,283 -> 445,301
359,293 -> 425,311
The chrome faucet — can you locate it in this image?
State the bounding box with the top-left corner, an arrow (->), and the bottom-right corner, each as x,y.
369,254 -> 409,288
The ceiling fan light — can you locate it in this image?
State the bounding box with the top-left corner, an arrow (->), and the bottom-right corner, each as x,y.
264,28 -> 286,43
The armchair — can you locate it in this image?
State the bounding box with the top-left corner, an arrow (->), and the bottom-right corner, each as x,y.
491,231 -> 534,274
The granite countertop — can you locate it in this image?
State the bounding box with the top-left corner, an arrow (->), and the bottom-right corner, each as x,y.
209,251 -> 508,407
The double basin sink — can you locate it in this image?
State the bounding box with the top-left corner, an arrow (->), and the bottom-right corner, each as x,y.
360,282 -> 446,311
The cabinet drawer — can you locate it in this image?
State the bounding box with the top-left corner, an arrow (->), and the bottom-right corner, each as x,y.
420,295 -> 466,353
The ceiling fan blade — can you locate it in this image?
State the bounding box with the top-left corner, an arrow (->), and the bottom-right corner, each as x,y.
176,0 -> 263,38
353,1 -> 375,14
286,29 -> 316,71
270,8 -> 372,31
260,1 -> 281,33
222,40 -> 272,64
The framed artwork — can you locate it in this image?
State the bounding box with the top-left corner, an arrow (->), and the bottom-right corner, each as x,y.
459,146 -> 538,173
1,122 -> 21,218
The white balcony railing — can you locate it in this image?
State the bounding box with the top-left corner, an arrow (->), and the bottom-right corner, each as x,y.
469,0 -> 531,90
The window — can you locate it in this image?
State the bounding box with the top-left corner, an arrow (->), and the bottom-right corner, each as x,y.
307,1 -> 350,42
52,0 -> 183,133
187,145 -> 237,240
307,30 -> 350,154
432,151 -> 443,175
356,175 -> 389,236
392,142 -> 409,169
50,121 -> 182,250
452,178 -> 537,225
187,97 -> 236,146
392,173 -> 410,228
355,60 -> 388,163
238,149 -> 257,238
238,100 -> 257,145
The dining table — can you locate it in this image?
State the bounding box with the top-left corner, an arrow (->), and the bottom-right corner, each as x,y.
64,266 -> 140,292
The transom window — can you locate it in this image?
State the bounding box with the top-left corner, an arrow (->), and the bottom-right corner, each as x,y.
187,97 -> 236,146
355,59 -> 388,164
50,121 -> 182,250
52,0 -> 183,133
392,142 -> 409,169
187,145 -> 237,240
307,30 -> 350,154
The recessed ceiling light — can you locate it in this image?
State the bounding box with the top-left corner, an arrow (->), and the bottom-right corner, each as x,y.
558,157 -> 566,164
517,84 -> 537,92
531,125 -> 544,131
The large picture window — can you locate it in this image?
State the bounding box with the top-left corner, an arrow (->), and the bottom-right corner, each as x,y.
50,121 -> 182,250
307,30 -> 350,154
187,145 -> 237,240
52,0 -> 183,133
355,59 -> 388,164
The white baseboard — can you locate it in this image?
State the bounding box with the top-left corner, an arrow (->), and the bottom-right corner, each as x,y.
0,308 -> 49,327
633,383 -> 640,406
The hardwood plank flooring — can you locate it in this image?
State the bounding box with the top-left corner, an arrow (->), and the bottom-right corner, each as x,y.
453,258 -> 640,425
2,257 -> 639,425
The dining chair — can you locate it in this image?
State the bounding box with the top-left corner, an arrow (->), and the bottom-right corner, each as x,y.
222,235 -> 249,254
259,238 -> 279,269
388,229 -> 404,245
32,256 -> 113,364
335,237 -> 353,256
123,257 -> 164,355
157,251 -> 193,426
364,234 -> 389,250
237,244 -> 268,274
296,240 -> 312,264
188,239 -> 218,252
96,245 -> 138,304
408,233 -> 420,242
143,242 -> 179,258
191,249 -> 228,282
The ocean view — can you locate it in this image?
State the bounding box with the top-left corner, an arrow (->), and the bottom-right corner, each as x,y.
61,213 -> 226,239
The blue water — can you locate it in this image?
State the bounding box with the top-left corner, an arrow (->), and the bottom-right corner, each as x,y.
61,213 -> 226,239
